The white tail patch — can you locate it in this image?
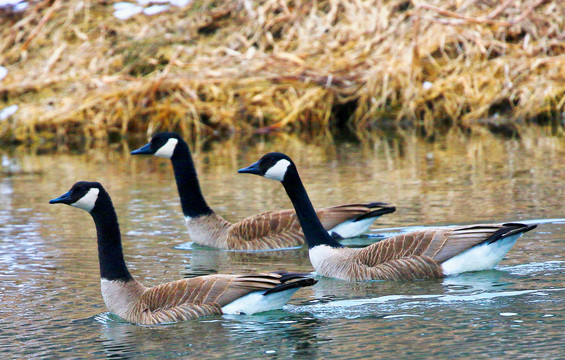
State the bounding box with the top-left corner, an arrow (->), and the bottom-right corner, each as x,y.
221,288 -> 298,315
71,188 -> 100,212
441,234 -> 522,276
329,216 -> 379,238
264,159 -> 291,181
154,138 -> 178,159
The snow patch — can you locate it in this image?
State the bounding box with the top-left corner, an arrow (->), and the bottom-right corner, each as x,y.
0,105 -> 18,120
113,0 -> 192,19
0,66 -> 7,82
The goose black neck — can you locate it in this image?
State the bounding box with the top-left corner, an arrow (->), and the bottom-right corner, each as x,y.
89,191 -> 133,282
170,141 -> 212,218
281,168 -> 343,249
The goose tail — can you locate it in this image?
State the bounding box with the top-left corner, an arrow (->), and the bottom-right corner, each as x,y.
441,222 -> 537,276
264,272 -> 317,295
486,223 -> 537,244
354,202 -> 396,222
221,272 -> 316,315
330,203 -> 396,239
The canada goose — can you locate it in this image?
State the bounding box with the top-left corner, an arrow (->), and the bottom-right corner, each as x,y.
49,181 -> 316,325
131,132 -> 395,250
238,152 -> 537,281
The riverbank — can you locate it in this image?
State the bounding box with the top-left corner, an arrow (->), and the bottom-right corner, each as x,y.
0,0 -> 564,144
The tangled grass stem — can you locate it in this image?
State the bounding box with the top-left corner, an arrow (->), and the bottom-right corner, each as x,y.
0,0 -> 563,144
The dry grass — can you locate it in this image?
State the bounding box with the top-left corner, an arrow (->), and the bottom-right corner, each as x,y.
0,0 -> 564,143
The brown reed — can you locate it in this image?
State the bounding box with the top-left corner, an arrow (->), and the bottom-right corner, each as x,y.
0,0 -> 563,143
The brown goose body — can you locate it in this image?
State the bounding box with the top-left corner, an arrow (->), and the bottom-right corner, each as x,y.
49,182 -> 316,325
238,153 -> 537,282
131,133 -> 395,250
309,223 -> 535,281
101,272 -> 315,325
186,203 -> 395,250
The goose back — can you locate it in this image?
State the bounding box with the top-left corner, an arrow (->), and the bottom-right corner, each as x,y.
105,273 -> 314,325
355,224 -> 527,266
224,203 -> 394,250
309,245 -> 443,281
183,204 -> 394,250
311,224 -> 535,281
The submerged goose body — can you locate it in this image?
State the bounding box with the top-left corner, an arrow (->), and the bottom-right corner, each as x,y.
238,153 -> 537,281
131,132 -> 395,250
49,182 -> 316,325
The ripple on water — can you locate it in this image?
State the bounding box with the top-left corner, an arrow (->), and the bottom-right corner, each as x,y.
286,287 -> 564,320
498,260 -> 565,276
1,142 -> 565,359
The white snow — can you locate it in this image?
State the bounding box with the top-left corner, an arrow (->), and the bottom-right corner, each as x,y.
0,66 -> 7,82
0,105 -> 19,121
114,0 -> 192,19
0,0 -> 28,12
143,4 -> 169,15
113,2 -> 142,20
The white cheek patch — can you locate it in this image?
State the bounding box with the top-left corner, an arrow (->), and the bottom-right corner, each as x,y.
71,188 -> 100,212
154,138 -> 178,159
264,159 -> 291,181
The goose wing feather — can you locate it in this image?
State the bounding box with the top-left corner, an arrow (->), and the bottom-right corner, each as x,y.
350,255 -> 443,281
355,224 -> 517,267
329,223 -> 533,281
228,209 -> 304,249
354,229 -> 442,266
424,225 -> 510,263
227,203 -> 392,249
133,273 -> 306,324
315,203 -> 395,229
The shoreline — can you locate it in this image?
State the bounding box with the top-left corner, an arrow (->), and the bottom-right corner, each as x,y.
0,0 -> 563,144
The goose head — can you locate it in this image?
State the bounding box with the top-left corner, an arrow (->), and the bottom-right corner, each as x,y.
49,181 -> 104,213
131,132 -> 182,159
238,152 -> 295,182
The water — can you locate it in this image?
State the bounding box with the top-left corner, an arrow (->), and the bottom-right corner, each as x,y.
0,130 -> 563,359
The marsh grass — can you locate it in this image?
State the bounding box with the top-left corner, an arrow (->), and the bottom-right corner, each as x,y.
0,0 -> 564,144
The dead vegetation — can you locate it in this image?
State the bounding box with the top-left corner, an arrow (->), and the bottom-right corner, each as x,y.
0,0 -> 564,143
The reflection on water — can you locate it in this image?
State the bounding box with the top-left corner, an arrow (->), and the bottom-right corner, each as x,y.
0,130 -> 564,358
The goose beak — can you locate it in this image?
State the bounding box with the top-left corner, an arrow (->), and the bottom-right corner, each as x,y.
238,161 -> 262,175
131,143 -> 154,155
49,191 -> 72,205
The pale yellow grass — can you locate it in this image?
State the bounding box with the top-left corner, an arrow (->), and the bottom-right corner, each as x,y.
0,0 -> 563,143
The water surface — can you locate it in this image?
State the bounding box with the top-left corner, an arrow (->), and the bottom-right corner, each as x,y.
0,130 -> 563,358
